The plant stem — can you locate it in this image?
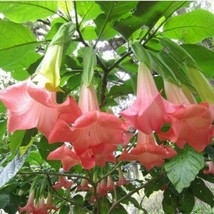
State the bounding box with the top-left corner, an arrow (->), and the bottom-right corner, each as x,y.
46,174 -> 88,211
107,174 -> 164,214
96,162 -> 121,184
18,170 -> 90,180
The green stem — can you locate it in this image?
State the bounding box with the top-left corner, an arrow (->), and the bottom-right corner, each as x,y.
143,1 -> 187,46
46,174 -> 88,211
96,162 -> 121,185
18,170 -> 90,180
73,1 -> 106,72
93,3 -> 114,49
107,174 -> 164,214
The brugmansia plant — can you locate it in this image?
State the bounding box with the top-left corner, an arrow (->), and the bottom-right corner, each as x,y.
0,1 -> 214,214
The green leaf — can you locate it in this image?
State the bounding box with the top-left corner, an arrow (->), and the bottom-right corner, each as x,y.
0,1 -> 57,23
77,1 -> 103,22
81,26 -> 98,41
182,44 -> 214,78
158,50 -> 194,89
3,193 -> 20,214
59,205 -> 70,214
57,0 -> 72,18
144,175 -> 168,197
95,14 -> 118,40
36,137 -> 61,170
9,130 -> 26,154
108,80 -> 134,98
99,197 -> 111,214
0,20 -> 36,50
0,20 -> 39,74
73,205 -> 87,214
97,2 -> 138,21
114,2 -> 187,39
131,43 -> 152,68
159,38 -> 214,103
179,189 -> 195,214
25,150 -> 44,165
164,146 -> 204,193
0,120 -> 6,139
191,178 -> 214,207
162,9 -> 214,44
159,38 -> 195,66
0,152 -> 29,188
0,193 -> 9,209
162,188 -> 178,214
82,47 -> 96,86
110,203 -> 128,214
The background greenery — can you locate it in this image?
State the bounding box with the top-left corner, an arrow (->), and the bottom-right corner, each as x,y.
0,1 -> 214,213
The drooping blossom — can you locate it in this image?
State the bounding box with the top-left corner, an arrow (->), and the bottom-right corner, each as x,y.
48,144 -> 81,171
53,175 -> 73,190
158,80 -> 214,152
45,193 -> 58,211
116,168 -> 129,186
120,62 -> 168,134
19,191 -> 58,214
0,23 -> 80,137
19,191 -> 35,213
120,132 -> 177,171
33,22 -> 75,92
106,175 -> 115,192
48,84 -> 130,169
0,80 -> 81,137
77,179 -> 92,191
97,179 -> 108,197
203,161 -> 214,175
33,197 -> 48,214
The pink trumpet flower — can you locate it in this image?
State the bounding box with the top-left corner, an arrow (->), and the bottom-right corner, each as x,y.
120,62 -> 167,134
52,175 -> 73,190
116,168 -> 129,186
159,80 -> 214,152
0,80 -> 81,137
48,84 -> 130,169
19,191 -> 35,213
48,144 -> 81,171
120,132 -> 177,171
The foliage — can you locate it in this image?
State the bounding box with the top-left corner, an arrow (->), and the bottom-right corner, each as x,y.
0,1 -> 214,214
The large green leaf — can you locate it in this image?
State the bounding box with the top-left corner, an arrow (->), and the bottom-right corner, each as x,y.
95,14 -> 118,40
114,1 -> 187,39
191,178 -> 214,207
164,146 -> 204,193
0,152 -> 29,188
36,137 -> 61,170
182,44 -> 214,78
162,9 -> 214,43
77,1 -> 103,22
9,130 -> 25,154
158,51 -> 194,89
57,0 -> 72,18
0,20 -> 39,75
0,20 -> 36,50
159,38 -> 214,103
94,2 -> 138,40
178,189 -> 195,214
97,1 -> 137,21
0,1 -> 57,23
162,188 -> 178,214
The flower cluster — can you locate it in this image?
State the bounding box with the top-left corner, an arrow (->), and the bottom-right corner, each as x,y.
19,192 -> 58,214
1,24 -> 214,190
